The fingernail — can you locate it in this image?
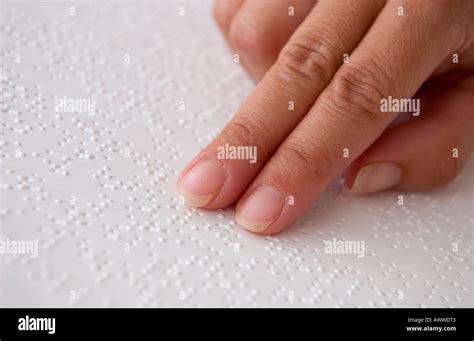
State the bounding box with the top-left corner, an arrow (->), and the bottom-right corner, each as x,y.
177,159 -> 226,207
351,162 -> 402,195
236,186 -> 284,233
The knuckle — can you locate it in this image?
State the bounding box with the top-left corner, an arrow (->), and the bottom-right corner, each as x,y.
283,142 -> 314,166
434,0 -> 452,10
436,141 -> 468,186
280,138 -> 331,178
401,0 -> 462,39
404,0 -> 449,13
228,19 -> 270,60
325,64 -> 388,126
219,115 -> 263,148
278,35 -> 337,83
212,1 -> 229,30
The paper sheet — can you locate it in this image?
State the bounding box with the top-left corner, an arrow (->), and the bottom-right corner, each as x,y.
1,1 -> 473,307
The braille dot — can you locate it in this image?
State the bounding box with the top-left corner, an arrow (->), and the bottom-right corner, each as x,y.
1,2 -> 471,309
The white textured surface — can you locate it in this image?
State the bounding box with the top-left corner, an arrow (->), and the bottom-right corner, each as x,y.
1,1 -> 473,308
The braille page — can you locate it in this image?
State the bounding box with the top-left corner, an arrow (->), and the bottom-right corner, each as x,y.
1,1 -> 472,308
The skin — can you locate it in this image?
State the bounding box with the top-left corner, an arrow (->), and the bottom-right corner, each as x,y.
178,0 -> 474,235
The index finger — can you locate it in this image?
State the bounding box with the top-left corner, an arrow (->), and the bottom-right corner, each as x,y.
177,0 -> 384,208
235,0 -> 461,234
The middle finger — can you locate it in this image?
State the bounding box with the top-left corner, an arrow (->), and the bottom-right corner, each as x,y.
177,0 -> 385,209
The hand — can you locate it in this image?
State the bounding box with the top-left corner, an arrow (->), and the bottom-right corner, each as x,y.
177,0 -> 474,235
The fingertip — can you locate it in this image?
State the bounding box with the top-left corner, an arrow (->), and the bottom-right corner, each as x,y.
234,185 -> 285,234
177,159 -> 227,208
349,162 -> 402,195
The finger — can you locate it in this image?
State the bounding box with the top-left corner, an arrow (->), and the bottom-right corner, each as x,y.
235,0 -> 464,235
347,72 -> 474,194
227,0 -> 316,80
213,0 -> 245,38
177,0 -> 384,209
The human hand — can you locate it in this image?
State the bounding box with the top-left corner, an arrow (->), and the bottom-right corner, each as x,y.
177,0 -> 474,235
